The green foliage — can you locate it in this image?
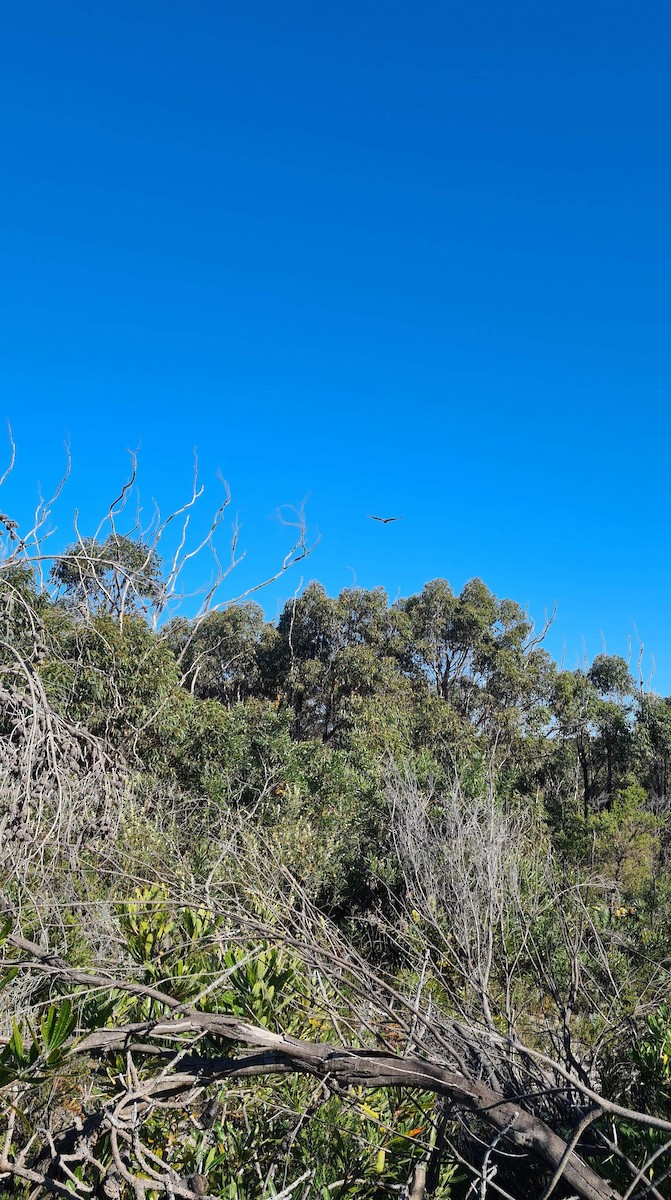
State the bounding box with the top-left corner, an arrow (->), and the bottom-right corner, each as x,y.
171,697 -> 295,800
50,534 -> 164,617
116,885 -> 309,1026
0,565 -> 47,661
548,661 -> 637,819
636,1004 -> 671,1108
637,693 -> 671,808
0,891 -> 467,1198
134,1082 -> 463,1199
42,611 -> 184,763
269,583 -> 412,744
0,888 -> 466,1197
263,741 -> 389,911
4,553 -> 671,1197
603,1006 -> 671,1195
169,603 -> 267,705
588,783 -> 660,893
0,1001 -> 75,1085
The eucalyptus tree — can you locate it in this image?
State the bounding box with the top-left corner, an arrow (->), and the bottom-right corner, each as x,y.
398,578 -> 556,773
273,583 -> 408,743
169,602 -> 267,706
637,692 -> 671,811
550,655 -> 635,819
50,534 -> 164,621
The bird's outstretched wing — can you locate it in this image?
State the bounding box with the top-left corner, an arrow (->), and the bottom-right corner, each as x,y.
368,515 -> 403,524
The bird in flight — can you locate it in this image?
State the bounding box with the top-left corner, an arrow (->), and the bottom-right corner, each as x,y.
368,515 -> 404,524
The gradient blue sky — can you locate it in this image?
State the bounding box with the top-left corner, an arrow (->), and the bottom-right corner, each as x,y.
1,1 -> 670,689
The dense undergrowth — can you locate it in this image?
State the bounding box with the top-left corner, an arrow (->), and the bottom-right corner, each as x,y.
1,504 -> 671,1199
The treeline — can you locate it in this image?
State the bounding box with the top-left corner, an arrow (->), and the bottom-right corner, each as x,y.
23,541 -> 671,862
172,577 -> 669,815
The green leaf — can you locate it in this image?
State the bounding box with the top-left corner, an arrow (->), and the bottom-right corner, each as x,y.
0,966 -> 19,994
9,1019 -> 24,1063
41,1001 -> 74,1056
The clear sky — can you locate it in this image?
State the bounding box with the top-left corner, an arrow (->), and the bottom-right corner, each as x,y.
1,1 -> 670,690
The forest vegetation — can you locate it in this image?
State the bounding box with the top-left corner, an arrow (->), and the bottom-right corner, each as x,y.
1,463 -> 671,1200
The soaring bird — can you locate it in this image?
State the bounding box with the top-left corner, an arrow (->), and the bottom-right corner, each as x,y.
368,515 -> 403,524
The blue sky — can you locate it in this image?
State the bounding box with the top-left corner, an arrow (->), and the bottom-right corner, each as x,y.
1,1 -> 670,690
